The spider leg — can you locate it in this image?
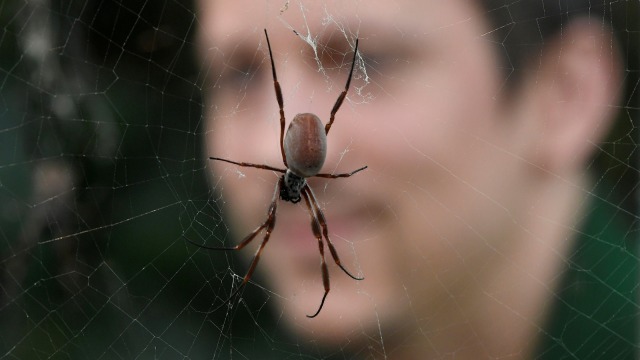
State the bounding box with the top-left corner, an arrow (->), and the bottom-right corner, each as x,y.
325,38 -> 359,136
209,157 -> 286,173
314,165 -> 368,179
264,29 -> 288,168
194,178 -> 281,313
301,187 -> 331,318
305,185 -> 364,281
186,221 -> 267,251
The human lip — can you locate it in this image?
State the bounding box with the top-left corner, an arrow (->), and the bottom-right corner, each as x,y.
272,205 -> 368,259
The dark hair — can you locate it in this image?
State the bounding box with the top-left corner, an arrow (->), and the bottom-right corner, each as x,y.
480,0 -> 639,213
479,0 -> 632,81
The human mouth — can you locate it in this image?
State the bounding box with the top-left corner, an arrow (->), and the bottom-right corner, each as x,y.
272,204 -> 368,262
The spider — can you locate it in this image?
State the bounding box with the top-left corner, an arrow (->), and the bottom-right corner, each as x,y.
191,29 -> 366,318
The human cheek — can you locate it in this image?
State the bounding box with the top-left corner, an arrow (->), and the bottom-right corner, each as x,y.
358,70 -> 449,189
209,91 -> 272,155
205,91 -> 280,232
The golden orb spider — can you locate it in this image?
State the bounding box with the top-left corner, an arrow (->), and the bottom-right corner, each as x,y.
191,29 -> 366,318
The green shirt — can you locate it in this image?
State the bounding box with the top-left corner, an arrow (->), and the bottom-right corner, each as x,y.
536,195 -> 639,359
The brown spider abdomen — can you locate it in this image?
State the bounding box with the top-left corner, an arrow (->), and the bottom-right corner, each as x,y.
284,113 -> 327,177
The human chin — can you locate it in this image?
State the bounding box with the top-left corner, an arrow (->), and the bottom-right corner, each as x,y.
267,220 -> 400,341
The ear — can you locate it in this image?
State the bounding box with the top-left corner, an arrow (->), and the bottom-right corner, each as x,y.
525,19 -> 622,173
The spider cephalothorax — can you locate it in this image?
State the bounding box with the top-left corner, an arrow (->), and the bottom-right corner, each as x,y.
280,170 -> 306,203
190,29 -> 366,318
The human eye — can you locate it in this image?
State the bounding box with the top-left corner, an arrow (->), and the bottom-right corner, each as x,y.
362,49 -> 401,70
362,40 -> 414,72
357,37 -> 419,91
218,49 -> 265,91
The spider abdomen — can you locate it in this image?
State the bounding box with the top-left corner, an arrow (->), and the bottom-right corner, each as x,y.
284,113 -> 327,177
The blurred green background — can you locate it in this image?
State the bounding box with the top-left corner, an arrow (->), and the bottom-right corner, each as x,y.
0,0 -> 296,358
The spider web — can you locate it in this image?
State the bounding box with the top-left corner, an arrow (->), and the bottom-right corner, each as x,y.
0,0 -> 638,359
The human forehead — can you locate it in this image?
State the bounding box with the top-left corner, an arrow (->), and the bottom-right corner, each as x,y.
198,0 -> 487,45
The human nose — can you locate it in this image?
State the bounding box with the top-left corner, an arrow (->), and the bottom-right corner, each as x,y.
279,63 -> 358,165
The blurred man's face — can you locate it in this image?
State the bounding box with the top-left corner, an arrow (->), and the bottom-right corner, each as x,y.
199,0 -> 534,343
